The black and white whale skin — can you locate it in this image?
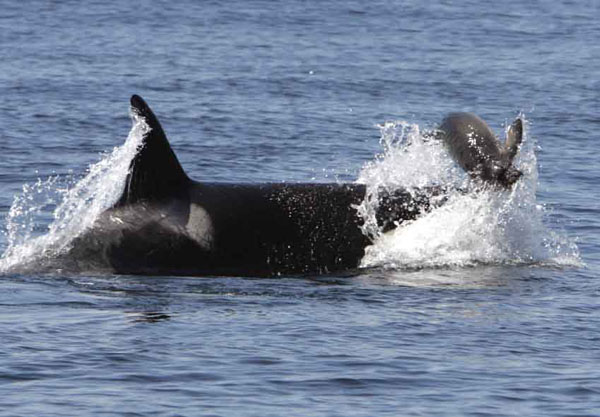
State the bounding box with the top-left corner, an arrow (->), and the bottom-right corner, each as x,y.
438,112 -> 523,187
65,95 -> 436,277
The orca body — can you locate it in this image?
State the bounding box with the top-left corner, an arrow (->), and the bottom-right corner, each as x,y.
438,112 -> 523,187
66,95 -> 435,277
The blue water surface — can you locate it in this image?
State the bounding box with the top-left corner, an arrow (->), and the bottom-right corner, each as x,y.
1,0 -> 599,416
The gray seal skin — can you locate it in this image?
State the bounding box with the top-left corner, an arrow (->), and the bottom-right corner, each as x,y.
438,112 -> 523,187
64,95 -> 437,277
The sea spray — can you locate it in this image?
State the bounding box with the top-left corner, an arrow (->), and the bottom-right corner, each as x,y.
0,110 -> 149,273
354,121 -> 465,241
356,117 -> 580,269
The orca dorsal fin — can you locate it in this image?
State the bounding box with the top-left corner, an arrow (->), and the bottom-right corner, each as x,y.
116,95 -> 189,206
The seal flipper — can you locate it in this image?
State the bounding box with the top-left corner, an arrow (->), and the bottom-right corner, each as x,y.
504,117 -> 523,162
496,117 -> 523,187
116,95 -> 190,206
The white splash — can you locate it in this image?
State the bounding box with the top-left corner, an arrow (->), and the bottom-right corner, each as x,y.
0,111 -> 148,273
357,117 -> 581,270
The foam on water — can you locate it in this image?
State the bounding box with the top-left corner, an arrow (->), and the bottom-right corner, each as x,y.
356,117 -> 581,270
0,110 -> 149,273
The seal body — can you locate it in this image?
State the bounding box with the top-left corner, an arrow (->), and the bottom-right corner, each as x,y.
439,112 -> 523,187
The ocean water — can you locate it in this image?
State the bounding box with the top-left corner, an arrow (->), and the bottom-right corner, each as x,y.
1,0 -> 599,415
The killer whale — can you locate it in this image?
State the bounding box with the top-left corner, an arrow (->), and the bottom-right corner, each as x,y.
437,112 -> 523,187
64,95 -> 437,277
60,97 -> 523,277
